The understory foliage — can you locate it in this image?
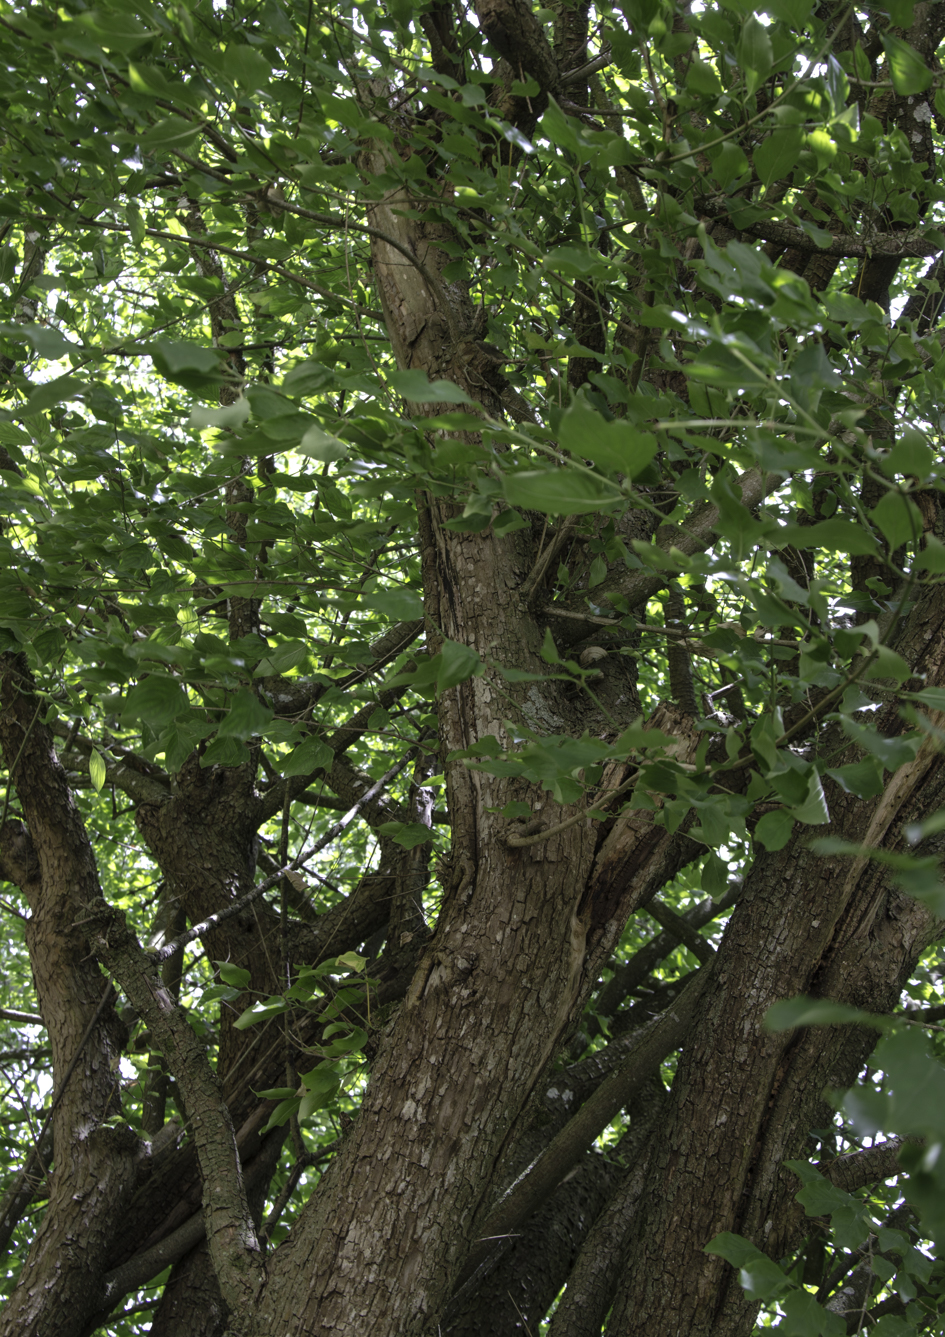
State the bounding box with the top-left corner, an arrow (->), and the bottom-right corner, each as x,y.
4,0 -> 945,1333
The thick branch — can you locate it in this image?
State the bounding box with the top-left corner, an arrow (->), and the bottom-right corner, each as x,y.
819,1138 -> 914,1195
555,468 -> 779,626
86,900 -> 265,1315
475,0 -> 560,91
699,197 -> 943,260
452,968 -> 710,1294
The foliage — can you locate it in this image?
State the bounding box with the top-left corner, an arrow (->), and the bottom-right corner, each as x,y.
1,0 -> 945,1332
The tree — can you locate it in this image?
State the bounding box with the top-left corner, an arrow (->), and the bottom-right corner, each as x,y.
2,0 -> 945,1332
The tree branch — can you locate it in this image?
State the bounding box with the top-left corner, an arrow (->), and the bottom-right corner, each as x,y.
699,196 -> 943,260
555,467 -> 781,625
85,900 -> 266,1314
450,968 -> 710,1295
819,1138 -> 915,1195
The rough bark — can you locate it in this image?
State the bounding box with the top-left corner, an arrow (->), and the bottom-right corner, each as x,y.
606,583 -> 945,1335
0,657 -> 140,1337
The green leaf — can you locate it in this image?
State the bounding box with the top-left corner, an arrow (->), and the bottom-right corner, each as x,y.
376,820 -> 435,848
299,425 -> 348,462
126,204 -> 146,247
825,760 -> 884,799
864,644 -> 911,685
224,43 -> 271,90
258,1096 -> 301,1134
122,678 -> 190,727
149,340 -> 224,389
299,1062 -> 342,1099
736,15 -> 773,93
502,468 -> 622,516
881,33 -> 933,96
705,1232 -> 770,1268
711,141 -> 751,187
778,1288 -> 846,1336
789,768 -> 829,825
787,1161 -> 860,1216
88,747 -> 107,793
321,1025 -> 369,1057
851,1029 -> 945,1139
254,640 -> 309,676
686,57 -> 722,97
558,397 -> 658,478
217,962 -> 252,989
881,430 -> 933,479
282,737 -> 333,777
738,1255 -> 794,1300
437,639 -> 481,691
200,736 -> 248,768
540,628 -> 560,664
841,720 -> 920,771
363,588 -> 424,620
22,376 -> 86,417
335,952 -> 368,972
754,809 -> 794,851
217,689 -> 274,740
776,519 -> 878,556
233,997 -> 289,1029
905,806 -> 945,844
765,996 -> 881,1031
870,491 -> 921,550
754,126 -> 804,188
706,1234 -> 792,1301
916,535 -> 945,572
388,370 -> 474,404
139,115 -> 200,153
765,0 -> 813,22
540,97 -> 581,153
189,399 -> 251,431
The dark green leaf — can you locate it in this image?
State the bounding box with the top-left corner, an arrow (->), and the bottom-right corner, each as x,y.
122,677 -> 190,727
388,370 -> 474,404
283,737 -> 333,777
754,809 -> 794,851
559,398 -> 658,478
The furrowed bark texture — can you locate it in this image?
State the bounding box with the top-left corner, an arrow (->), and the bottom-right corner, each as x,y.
606,582 -> 945,1337
249,123 -> 690,1337
5,6 -> 945,1334
0,655 -> 139,1337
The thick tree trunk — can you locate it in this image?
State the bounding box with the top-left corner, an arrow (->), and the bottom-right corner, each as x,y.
0,656 -> 139,1337
607,581 -> 945,1335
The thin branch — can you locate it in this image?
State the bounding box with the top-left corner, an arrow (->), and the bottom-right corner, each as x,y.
646,899 -> 715,964
0,1007 -> 43,1025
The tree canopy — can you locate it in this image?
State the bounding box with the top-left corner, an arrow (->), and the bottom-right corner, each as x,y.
2,0 -> 945,1333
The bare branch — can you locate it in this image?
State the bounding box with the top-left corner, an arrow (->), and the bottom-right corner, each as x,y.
450,969 -> 710,1296
85,901 -> 266,1314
